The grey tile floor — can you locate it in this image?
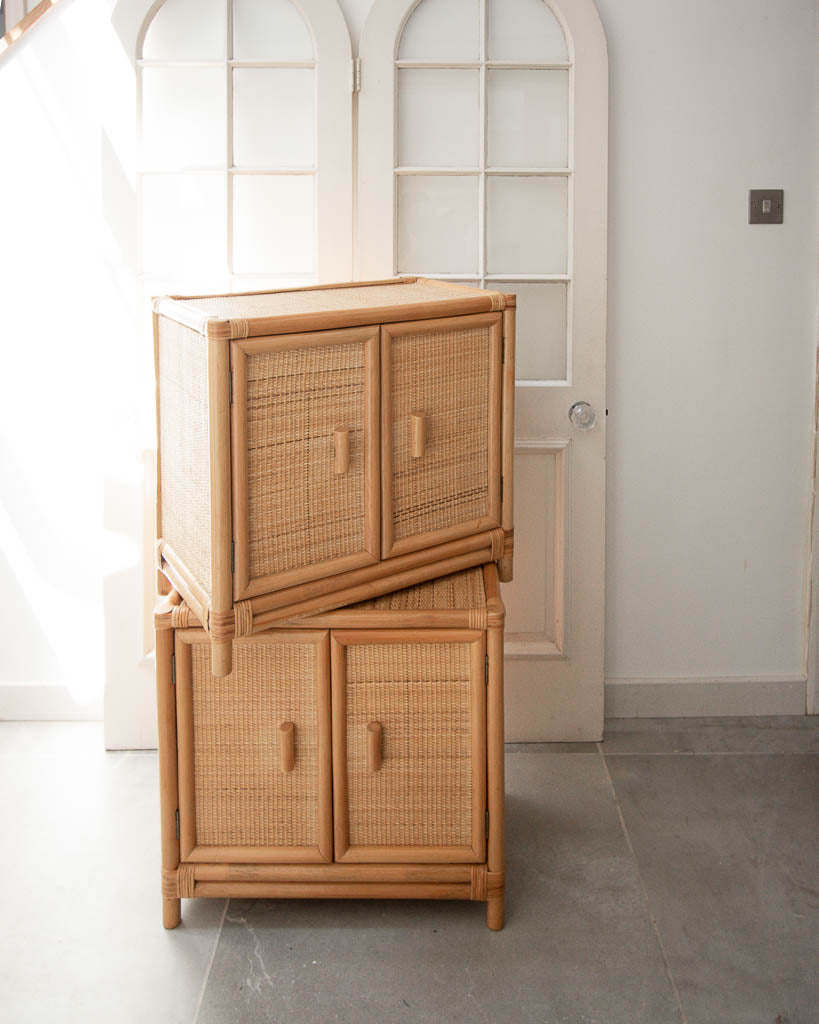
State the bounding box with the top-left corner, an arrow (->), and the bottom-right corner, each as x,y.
0,718 -> 816,1024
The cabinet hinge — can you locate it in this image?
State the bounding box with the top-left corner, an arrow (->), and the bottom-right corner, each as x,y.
500,476 -> 504,502
171,653 -> 176,686
484,654 -> 489,686
501,336 -> 506,364
485,809 -> 490,839
228,370 -> 233,404
231,541 -> 235,573
352,57 -> 362,93
175,809 -> 180,840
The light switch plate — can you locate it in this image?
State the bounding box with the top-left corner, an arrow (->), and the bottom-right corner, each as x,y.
749,189 -> 784,224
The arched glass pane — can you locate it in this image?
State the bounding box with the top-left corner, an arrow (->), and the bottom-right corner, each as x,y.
397,176 -> 479,273
398,0 -> 480,61
142,175 -> 226,276
142,0 -> 226,61
233,0 -> 314,60
487,69 -> 568,168
141,68 -> 226,170
233,68 -> 315,168
511,282 -> 567,379
398,69 -> 479,167
486,175 -> 567,274
488,0 -> 568,62
233,176 -> 315,274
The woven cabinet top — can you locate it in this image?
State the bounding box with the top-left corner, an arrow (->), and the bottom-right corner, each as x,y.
152,278 -> 513,341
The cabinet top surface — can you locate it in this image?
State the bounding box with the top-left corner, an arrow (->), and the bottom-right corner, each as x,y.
153,278 -> 512,341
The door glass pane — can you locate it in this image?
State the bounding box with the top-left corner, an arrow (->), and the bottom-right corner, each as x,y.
397,176 -> 479,273
142,0 -> 226,61
486,175 -> 567,273
232,0 -> 314,61
398,0 -> 480,60
141,68 -> 226,171
398,70 -> 479,168
487,70 -> 568,168
233,69 -> 315,169
510,282 -> 567,380
233,175 -> 315,274
142,174 -> 226,276
487,0 -> 568,62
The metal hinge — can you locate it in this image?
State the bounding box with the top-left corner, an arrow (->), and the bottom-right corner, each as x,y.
352,58 -> 362,93
501,336 -> 506,364
175,810 -> 180,840
485,809 -> 490,839
228,370 -> 233,404
484,654 -> 489,686
231,541 -> 235,573
171,653 -> 176,686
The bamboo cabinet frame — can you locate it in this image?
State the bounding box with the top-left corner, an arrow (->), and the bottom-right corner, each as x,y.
154,565 -> 506,931
154,278 -> 515,677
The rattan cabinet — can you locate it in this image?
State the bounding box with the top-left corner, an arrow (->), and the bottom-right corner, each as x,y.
154,278 -> 515,677
154,565 -> 505,931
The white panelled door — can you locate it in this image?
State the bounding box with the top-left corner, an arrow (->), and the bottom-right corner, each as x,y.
358,0 -> 608,740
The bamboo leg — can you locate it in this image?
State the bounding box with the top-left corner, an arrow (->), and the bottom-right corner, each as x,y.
486,622 -> 505,930
163,897 -> 181,930
156,618 -> 181,928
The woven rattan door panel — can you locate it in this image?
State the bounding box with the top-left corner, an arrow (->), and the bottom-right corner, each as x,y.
231,327 -> 380,600
175,630 -> 332,863
381,313 -> 503,559
331,630 -> 487,863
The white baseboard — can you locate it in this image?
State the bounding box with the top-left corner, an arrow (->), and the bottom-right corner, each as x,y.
605,675 -> 807,718
0,685 -> 103,721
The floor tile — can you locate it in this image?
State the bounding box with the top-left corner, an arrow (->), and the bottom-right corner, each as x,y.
600,716 -> 819,755
197,754 -> 681,1024
607,754 -> 819,1024
0,729 -> 224,1024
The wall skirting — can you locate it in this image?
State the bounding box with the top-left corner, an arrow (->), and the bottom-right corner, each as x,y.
0,685 -> 103,722
605,676 -> 808,718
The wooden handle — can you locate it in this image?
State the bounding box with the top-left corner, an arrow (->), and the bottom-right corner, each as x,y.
410,413 -> 426,458
333,428 -> 350,474
367,722 -> 382,773
280,722 -> 295,773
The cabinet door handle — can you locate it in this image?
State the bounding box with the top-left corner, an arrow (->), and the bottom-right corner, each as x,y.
280,721 -> 295,773
367,721 -> 382,773
333,428 -> 350,474
410,412 -> 426,458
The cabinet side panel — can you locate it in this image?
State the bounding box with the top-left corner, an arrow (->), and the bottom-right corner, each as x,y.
157,318 -> 212,594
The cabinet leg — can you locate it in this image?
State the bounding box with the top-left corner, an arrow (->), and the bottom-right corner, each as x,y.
487,893 -> 504,931
163,897 -> 181,929
211,639 -> 233,678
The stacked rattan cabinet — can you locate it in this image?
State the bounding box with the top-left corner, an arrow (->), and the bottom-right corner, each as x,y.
153,278 -> 514,932
153,278 -> 515,676
155,566 -> 506,930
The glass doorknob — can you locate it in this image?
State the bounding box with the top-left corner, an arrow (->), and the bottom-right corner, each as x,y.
568,401 -> 597,430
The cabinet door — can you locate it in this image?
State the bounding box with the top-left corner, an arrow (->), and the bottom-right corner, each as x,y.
331,629 -> 486,863
175,630 -> 332,863
381,313 -> 502,558
231,326 -> 380,599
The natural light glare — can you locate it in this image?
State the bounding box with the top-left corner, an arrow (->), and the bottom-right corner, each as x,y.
0,0 -> 146,710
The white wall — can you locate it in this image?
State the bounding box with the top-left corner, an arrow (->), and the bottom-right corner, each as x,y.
1,0 -> 815,736
594,0 -> 818,713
